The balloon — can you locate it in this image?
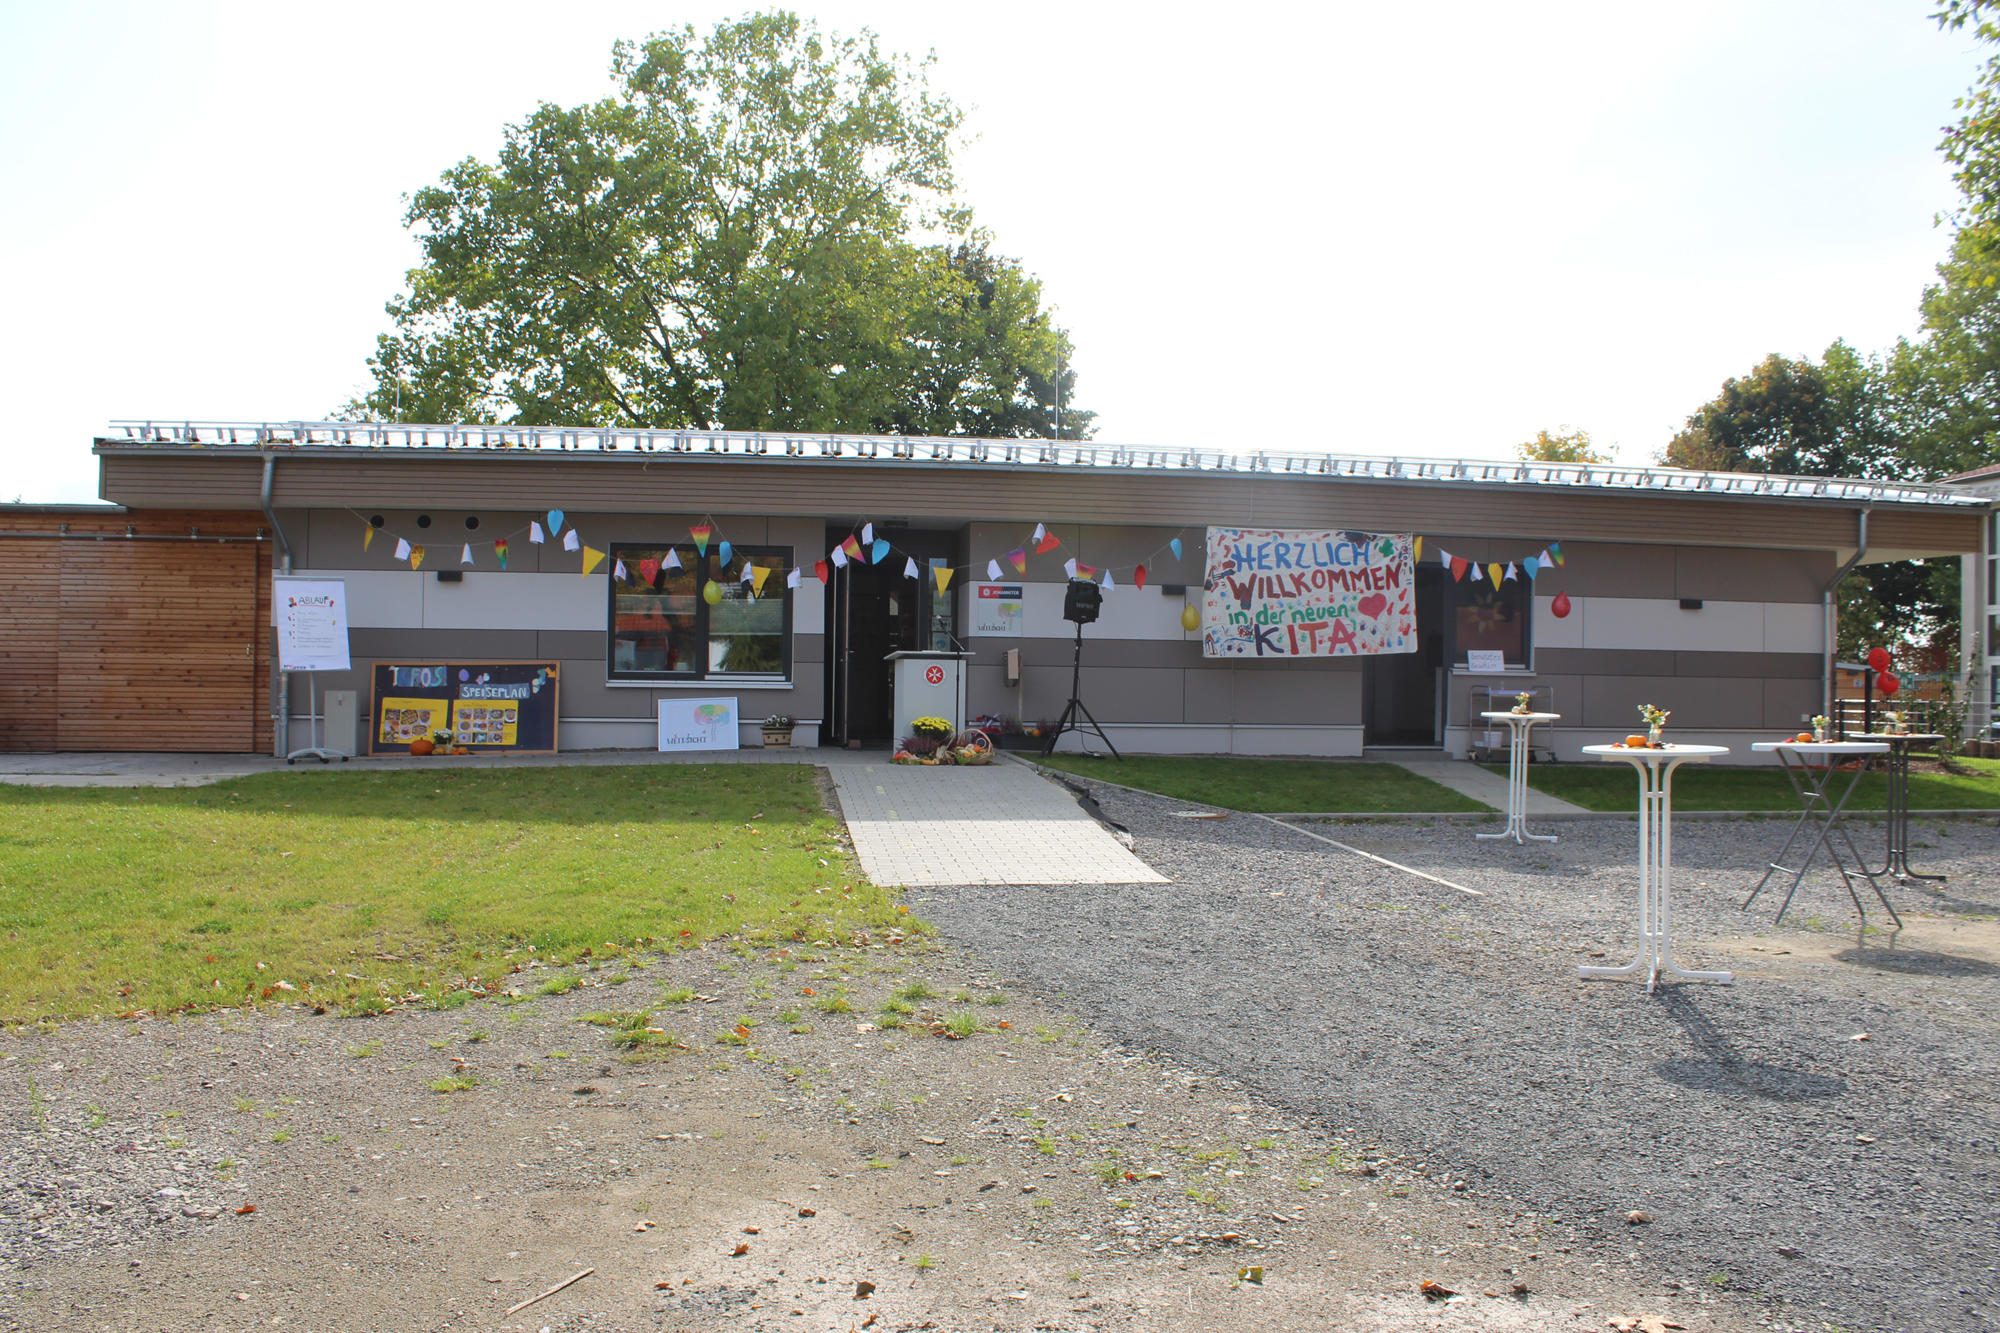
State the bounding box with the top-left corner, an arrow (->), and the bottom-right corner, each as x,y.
702,580 -> 721,605
1550,590 -> 1572,619
1180,605 -> 1200,632
1867,646 -> 1890,673
1878,671 -> 1900,696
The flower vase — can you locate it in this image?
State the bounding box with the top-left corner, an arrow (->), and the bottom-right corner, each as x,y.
1647,725 -> 1662,747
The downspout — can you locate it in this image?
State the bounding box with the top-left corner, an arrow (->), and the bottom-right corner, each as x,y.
1821,508 -> 1870,725
259,454 -> 295,758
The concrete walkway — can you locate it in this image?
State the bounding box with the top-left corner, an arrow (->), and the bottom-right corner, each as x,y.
0,747 -> 1167,888
1384,756 -> 1591,816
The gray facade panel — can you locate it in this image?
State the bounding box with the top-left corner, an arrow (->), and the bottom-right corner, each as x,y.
1537,648 -> 1678,677
1580,674 -> 1766,730
538,630 -> 605,659
1763,678 -> 1820,731
1672,650 -> 1819,680
349,628 -> 541,659
1676,546 -> 1830,602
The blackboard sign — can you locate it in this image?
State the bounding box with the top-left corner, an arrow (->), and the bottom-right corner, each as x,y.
368,662 -> 559,755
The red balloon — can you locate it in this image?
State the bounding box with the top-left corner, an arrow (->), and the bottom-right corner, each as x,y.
1867,646 -> 1890,673
1878,671 -> 1901,697
1550,590 -> 1572,619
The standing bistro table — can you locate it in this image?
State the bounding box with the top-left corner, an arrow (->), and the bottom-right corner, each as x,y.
1744,740 -> 1899,929
1852,733 -> 1948,884
1477,711 -> 1560,844
1579,744 -> 1733,993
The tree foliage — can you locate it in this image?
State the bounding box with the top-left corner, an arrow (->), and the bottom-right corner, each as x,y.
1514,427 -> 1609,464
347,12 -> 1088,438
1660,344 -> 1895,477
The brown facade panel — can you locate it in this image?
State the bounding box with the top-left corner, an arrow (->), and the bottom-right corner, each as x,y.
0,538 -> 61,749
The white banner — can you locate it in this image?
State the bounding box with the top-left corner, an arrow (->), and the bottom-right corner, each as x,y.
274,577 -> 351,673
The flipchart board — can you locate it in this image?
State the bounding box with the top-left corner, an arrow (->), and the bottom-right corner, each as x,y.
368,662 -> 560,755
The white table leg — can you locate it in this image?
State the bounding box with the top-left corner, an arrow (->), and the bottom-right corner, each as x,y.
1582,756 -> 1730,992
1478,718 -> 1557,844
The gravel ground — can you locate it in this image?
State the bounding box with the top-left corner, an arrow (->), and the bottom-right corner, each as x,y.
912,772 -> 2000,1333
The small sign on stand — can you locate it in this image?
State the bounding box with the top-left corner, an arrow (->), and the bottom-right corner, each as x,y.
275,576 -> 352,764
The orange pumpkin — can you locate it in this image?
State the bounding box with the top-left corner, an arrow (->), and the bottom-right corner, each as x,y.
1624,735 -> 1648,748
409,737 -> 435,756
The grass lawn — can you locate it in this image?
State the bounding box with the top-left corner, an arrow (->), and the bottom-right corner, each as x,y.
1500,753 -> 2000,812
1035,755 -> 1489,814
0,765 -> 888,1024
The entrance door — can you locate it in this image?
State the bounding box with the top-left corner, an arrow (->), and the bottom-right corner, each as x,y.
1362,564 -> 1447,747
824,528 -> 962,746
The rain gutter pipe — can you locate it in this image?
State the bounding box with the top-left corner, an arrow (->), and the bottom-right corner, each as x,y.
260,454 -> 294,758
1821,508 -> 1869,724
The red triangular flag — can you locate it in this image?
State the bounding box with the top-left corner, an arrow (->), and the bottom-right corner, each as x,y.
1133,564 -> 1147,590
1450,556 -> 1469,582
638,557 -> 660,586
1035,532 -> 1061,554
815,559 -> 830,585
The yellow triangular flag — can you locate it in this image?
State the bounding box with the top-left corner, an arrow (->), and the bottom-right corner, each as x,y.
1488,562 -> 1502,590
410,545 -> 426,571
1412,535 -> 1421,562
750,564 -> 772,595
932,566 -> 954,595
362,524 -> 375,551
580,545 -> 606,578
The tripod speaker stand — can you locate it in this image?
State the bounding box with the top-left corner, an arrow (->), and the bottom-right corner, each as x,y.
1041,580 -> 1120,759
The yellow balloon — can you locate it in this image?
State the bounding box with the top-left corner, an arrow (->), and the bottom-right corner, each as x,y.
702,580 -> 722,605
1180,604 -> 1199,631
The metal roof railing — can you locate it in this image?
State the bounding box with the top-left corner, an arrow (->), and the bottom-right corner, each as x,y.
94,419 -> 1994,509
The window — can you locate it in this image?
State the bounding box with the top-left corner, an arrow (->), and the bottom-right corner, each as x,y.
608,544 -> 791,681
1452,571 -> 1533,668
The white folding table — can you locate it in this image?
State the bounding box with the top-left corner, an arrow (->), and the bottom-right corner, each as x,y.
1579,743 -> 1733,993
1744,740 -> 1899,928
1476,710 -> 1560,844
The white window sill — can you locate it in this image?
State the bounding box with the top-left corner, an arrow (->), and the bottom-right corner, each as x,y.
606,678 -> 795,690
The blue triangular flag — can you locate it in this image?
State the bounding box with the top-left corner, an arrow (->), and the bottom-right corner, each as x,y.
872,539 -> 891,564
546,509 -> 564,536
1523,556 -> 1539,579
719,540 -> 733,568
1169,537 -> 1183,561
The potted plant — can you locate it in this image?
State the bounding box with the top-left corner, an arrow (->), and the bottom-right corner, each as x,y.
1637,704 -> 1670,747
761,714 -> 795,748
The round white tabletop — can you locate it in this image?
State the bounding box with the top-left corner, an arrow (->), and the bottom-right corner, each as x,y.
1582,743 -> 1728,761
1479,712 -> 1561,723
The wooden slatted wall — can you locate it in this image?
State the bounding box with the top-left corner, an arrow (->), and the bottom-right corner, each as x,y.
0,510 -> 270,753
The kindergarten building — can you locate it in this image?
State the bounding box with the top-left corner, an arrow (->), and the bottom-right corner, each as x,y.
0,420 -> 1991,761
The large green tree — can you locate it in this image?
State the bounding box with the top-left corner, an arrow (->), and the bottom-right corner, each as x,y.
347,13 -> 1088,438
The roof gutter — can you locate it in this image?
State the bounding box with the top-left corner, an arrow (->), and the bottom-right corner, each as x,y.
260,455 -> 293,758
1822,508 -> 1869,723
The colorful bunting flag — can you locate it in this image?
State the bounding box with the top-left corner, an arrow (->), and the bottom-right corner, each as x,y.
1503,562 -> 1518,582
861,522 -> 874,545
461,544 -> 474,566
740,563 -> 755,583
1032,522 -> 1046,543
580,545 -> 605,577
562,528 -> 580,552
718,540 -> 732,568
691,524 -> 712,555
1539,548 -> 1553,569
1076,563 -> 1098,580
663,549 -> 682,570
751,565 -> 772,595
362,524 -> 375,552
529,521 -> 545,545
1488,562 -> 1503,590
1169,537 -> 1183,561
613,558 -> 627,580
933,566 -> 954,595
494,538 -> 508,570
1450,556 -> 1469,581
871,539 -> 891,564
1036,531 -> 1061,554
1063,557 -> 1078,578
903,555 -> 919,580
1549,542 -> 1565,567
814,559 -> 830,584
1134,564 -> 1147,590
786,567 -> 802,590
546,509 -> 565,536
841,536 -> 863,560
410,545 -> 426,571
1439,547 -> 1452,567
1413,536 -> 1423,562
832,546 -> 849,569
1523,556 -> 1539,579
394,536 -> 411,561
1006,548 -> 1027,574
639,557 -> 660,585
1102,569 -> 1116,590
987,558 -> 1002,580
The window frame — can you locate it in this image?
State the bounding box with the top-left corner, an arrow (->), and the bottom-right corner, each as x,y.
1446,568 -> 1536,671
606,542 -> 794,684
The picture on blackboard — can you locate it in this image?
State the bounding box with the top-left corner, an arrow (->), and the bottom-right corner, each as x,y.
368,662 -> 559,755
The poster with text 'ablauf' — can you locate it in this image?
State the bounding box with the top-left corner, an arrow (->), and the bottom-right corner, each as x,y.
1201,527 -> 1417,658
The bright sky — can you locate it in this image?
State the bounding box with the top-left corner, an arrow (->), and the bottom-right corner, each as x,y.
0,1 -> 1981,501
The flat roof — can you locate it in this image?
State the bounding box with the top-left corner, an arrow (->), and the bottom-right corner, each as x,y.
93,419 -> 1993,510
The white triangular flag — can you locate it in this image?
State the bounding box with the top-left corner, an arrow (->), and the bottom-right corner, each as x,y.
614,558 -> 627,580
1033,522 -> 1046,543
786,567 -> 801,590
1540,548 -> 1554,568
664,548 -> 681,570
831,546 -> 848,569
1063,558 -> 1078,578
461,544 -> 473,565
394,537 -> 412,561
1102,569 -> 1116,590
529,521 -> 545,544
987,558 -> 1002,581
903,556 -> 919,579
1503,561 -> 1518,582
562,528 -> 580,552
740,563 -> 755,583
862,522 -> 874,545
1438,547 -> 1451,566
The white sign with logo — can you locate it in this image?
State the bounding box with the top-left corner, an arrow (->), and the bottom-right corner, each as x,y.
657,697 -> 740,751
274,577 -> 352,672
971,583 -> 1024,637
